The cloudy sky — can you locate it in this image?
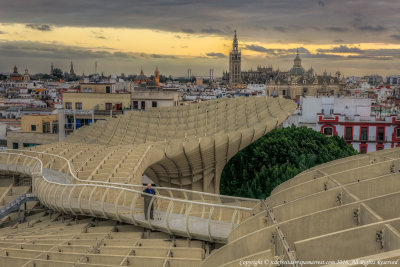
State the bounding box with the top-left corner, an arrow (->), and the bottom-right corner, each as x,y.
0,0 -> 400,77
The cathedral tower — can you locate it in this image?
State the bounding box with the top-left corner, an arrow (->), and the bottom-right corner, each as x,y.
229,30 -> 241,85
70,61 -> 75,76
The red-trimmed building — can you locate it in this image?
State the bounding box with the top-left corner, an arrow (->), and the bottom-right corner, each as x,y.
317,114 -> 400,153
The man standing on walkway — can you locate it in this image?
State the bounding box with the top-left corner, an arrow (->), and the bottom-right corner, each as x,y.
142,183 -> 156,220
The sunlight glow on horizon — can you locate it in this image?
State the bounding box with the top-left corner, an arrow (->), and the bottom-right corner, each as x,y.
2,23 -> 400,59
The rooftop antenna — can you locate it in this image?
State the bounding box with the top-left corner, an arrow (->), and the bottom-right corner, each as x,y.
95,61 -> 98,74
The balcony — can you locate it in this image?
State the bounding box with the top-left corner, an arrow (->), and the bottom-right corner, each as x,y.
344,135 -> 389,142
323,114 -> 335,119
64,109 -> 124,116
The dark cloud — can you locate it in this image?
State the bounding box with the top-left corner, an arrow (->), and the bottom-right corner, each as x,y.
347,55 -> 393,61
206,52 -> 226,58
0,40 -> 137,61
288,47 -> 310,54
245,44 -> 269,53
307,48 -> 400,61
0,0 -> 399,75
91,30 -> 106,40
149,54 -> 177,59
200,28 -> 222,34
307,45 -> 400,61
325,27 -> 349,32
112,51 -> 134,58
356,24 -> 387,32
0,0 -> 397,45
303,53 -> 343,59
273,26 -> 287,32
181,28 -> 195,34
245,45 -> 310,56
372,57 -> 393,61
0,30 -> 5,34
391,35 -> 400,41
318,45 -> 362,53
363,49 -> 400,58
25,24 -> 53,31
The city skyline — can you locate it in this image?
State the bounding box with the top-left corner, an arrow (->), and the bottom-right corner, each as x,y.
1,0 -> 400,76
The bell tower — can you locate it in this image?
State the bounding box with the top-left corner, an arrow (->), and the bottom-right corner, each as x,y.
229,30 -> 241,85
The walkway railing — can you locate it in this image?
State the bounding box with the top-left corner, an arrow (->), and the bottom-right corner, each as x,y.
0,152 -> 257,243
2,149 -> 259,209
0,193 -> 38,221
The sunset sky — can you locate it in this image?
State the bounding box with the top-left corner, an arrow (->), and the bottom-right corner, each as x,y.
1,0 -> 400,77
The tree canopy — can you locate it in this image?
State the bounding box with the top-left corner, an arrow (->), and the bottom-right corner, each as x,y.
220,126 -> 357,199
52,68 -> 63,79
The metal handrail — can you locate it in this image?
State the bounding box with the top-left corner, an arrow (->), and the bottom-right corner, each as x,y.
0,152 -> 252,210
3,149 -> 258,204
0,152 -> 257,242
0,152 -> 256,242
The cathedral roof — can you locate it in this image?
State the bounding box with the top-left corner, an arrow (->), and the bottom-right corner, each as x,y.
136,68 -> 147,80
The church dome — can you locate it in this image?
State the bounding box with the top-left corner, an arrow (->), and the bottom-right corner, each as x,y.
290,66 -> 305,75
290,49 -> 305,76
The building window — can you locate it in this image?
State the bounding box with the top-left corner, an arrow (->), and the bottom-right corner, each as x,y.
115,103 -> 122,110
360,127 -> 368,141
43,122 -> 50,133
377,127 -> 384,141
141,101 -> 145,110
152,101 -> 157,108
12,143 -> 18,149
75,102 -> 82,110
52,121 -> 59,134
323,127 -> 333,137
282,90 -> 286,96
31,125 -> 36,131
106,86 -> 111,93
360,145 -> 367,154
133,101 -> 138,109
23,143 -> 38,147
65,102 -> 72,109
397,128 -> 400,138
345,127 -> 352,141
105,103 -> 112,111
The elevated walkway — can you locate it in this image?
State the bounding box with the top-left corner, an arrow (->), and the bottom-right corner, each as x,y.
0,151 -> 260,243
0,193 -> 38,222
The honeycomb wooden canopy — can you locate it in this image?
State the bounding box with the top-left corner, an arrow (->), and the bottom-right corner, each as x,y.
63,96 -> 296,193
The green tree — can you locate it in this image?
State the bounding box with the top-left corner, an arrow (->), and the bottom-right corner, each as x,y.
52,68 -> 63,79
220,126 -> 358,199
